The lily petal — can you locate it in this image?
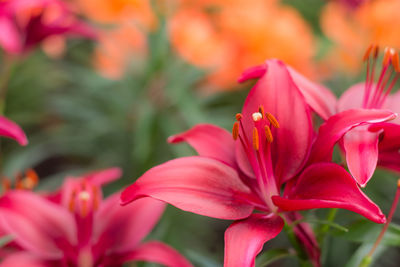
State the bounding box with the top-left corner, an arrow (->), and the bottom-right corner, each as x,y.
272,163 -> 386,224
94,195 -> 165,254
238,61 -> 337,120
84,167 -> 122,186
343,127 -> 381,187
224,214 -> 284,267
0,17 -> 22,54
0,116 -> 28,146
121,156 -> 255,220
119,241 -> 193,267
168,124 -> 237,168
308,108 -> 396,164
337,83 -> 364,112
240,59 -> 313,183
369,122 -> 400,151
378,150 -> 400,173
287,66 -> 337,120
0,252 -> 50,267
0,191 -> 77,259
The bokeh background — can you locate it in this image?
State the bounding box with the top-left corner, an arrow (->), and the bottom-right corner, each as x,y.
1,0 -> 400,266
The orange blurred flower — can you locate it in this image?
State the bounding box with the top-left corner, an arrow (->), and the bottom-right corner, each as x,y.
169,0 -> 316,90
72,0 -> 156,79
321,0 -> 400,75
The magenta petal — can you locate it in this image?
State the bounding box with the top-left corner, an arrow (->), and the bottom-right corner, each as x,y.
94,195 -> 165,254
84,167 -> 122,186
120,241 -> 193,267
224,214 -> 284,267
237,64 -> 267,83
343,127 -> 381,187
0,116 -> 28,145
240,59 -> 314,183
337,83 -> 364,112
308,108 -> 396,164
0,252 -> 49,267
272,163 -> 386,224
0,17 -> 22,54
287,66 -> 337,120
121,156 -> 254,220
378,151 -> 400,172
0,191 -> 76,258
168,124 -> 237,169
369,122 -> 400,151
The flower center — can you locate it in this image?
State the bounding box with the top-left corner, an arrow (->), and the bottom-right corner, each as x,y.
1,169 -> 39,194
362,45 -> 400,109
232,105 -> 280,211
68,182 -> 100,218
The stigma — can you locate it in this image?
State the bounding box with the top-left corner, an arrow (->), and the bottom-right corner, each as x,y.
68,181 -> 101,218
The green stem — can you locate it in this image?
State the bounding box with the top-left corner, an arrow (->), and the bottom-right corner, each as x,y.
318,208 -> 338,243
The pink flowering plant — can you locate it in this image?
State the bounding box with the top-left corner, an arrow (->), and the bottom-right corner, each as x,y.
0,168 -> 193,267
120,59 -> 398,267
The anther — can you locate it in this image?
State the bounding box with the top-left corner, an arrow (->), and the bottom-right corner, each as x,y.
235,113 -> 242,121
69,190 -> 77,212
383,47 -> 394,66
397,179 -> 400,188
232,122 -> 240,140
258,106 -> 265,118
373,45 -> 379,58
264,126 -> 273,143
265,112 -> 280,128
252,127 -> 259,151
252,112 -> 263,122
92,186 -> 99,211
392,52 -> 400,72
363,44 -> 374,61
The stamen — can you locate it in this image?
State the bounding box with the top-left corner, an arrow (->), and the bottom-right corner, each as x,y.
373,45 -> 379,59
252,112 -> 263,122
382,47 -> 394,66
235,113 -> 242,121
69,190 -> 77,212
392,52 -> 400,72
265,112 -> 280,128
264,126 -> 273,143
232,122 -> 240,140
363,44 -> 374,61
258,106 -> 265,118
92,186 -> 100,211
252,127 -> 259,150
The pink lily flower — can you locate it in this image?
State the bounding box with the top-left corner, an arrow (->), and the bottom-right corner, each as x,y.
121,60 -> 393,267
239,46 -> 400,187
0,0 -> 96,54
0,167 -> 193,267
0,116 -> 27,146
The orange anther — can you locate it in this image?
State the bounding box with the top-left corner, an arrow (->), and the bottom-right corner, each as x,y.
92,186 -> 100,211
373,45 -> 379,58
264,126 -> 273,143
265,112 -> 280,128
258,106 -> 265,118
69,190 -> 77,212
392,52 -> 400,72
363,45 -> 374,61
235,113 -> 242,121
383,47 -> 394,66
232,122 -> 240,140
252,127 -> 259,151
397,179 -> 400,187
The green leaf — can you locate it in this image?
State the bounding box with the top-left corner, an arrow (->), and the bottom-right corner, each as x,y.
0,235 -> 13,247
344,243 -> 385,267
256,248 -> 295,267
333,220 -> 400,246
